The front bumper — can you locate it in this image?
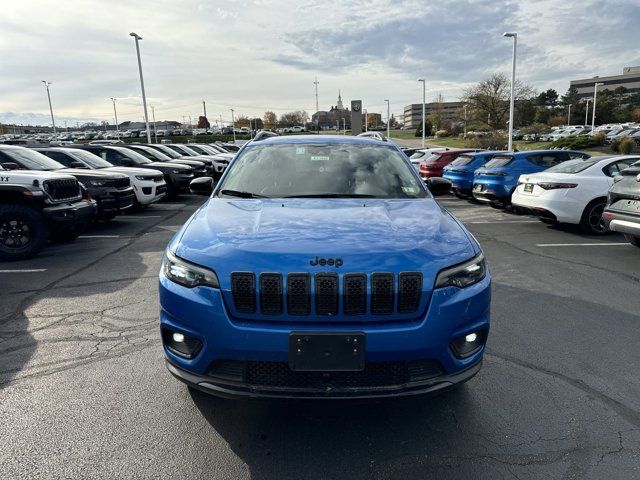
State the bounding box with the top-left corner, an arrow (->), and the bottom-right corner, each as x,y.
159,273 -> 491,399
42,199 -> 96,225
89,187 -> 136,214
169,173 -> 195,190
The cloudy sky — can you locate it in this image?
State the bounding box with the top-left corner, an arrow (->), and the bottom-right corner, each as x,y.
2,0 -> 639,126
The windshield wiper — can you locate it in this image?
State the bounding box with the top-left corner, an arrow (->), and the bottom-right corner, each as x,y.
219,189 -> 269,198
283,193 -> 377,198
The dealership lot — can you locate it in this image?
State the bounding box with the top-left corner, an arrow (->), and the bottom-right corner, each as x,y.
1,195 -> 639,479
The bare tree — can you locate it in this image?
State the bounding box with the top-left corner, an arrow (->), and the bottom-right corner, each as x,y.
462,73 -> 535,129
263,111 -> 277,129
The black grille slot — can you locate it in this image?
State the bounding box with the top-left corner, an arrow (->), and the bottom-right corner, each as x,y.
208,360 -> 245,382
371,273 -> 394,315
398,272 -> 422,314
43,178 -> 80,202
287,273 -> 310,315
245,361 -> 410,388
231,272 -> 256,314
343,274 -> 366,316
259,273 -> 283,315
315,273 -> 339,316
407,360 -> 444,382
112,177 -> 131,189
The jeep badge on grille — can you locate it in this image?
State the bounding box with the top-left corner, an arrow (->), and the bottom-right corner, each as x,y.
309,256 -> 343,267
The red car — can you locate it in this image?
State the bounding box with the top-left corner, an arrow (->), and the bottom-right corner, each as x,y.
419,149 -> 479,179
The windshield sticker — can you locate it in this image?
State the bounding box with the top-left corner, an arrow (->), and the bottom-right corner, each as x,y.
402,186 -> 418,194
296,147 -> 305,155
310,155 -> 330,161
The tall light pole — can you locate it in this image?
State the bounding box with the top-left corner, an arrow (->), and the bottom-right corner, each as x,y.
109,97 -> 120,138
417,79 -> 426,147
230,108 -> 236,143
591,82 -> 604,130
463,104 -> 468,138
129,32 -> 151,144
503,32 -> 517,151
364,109 -> 368,132
384,99 -> 390,139
151,105 -> 158,144
313,76 -> 320,134
41,81 -> 56,134
584,98 -> 591,126
567,103 -> 572,126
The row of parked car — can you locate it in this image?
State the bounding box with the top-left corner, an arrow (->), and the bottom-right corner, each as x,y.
0,141 -> 240,261
408,147 -> 640,244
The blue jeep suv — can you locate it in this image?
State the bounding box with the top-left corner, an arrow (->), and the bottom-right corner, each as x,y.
159,135 -> 491,398
443,150 -> 503,198
472,149 -> 590,208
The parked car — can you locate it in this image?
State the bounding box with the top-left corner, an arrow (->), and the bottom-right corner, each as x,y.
34,147 -> 167,207
160,135 -> 489,398
123,145 -> 211,177
0,145 -> 134,221
472,150 -> 591,208
442,151 -> 503,198
512,155 -> 638,234
357,132 -> 386,141
419,149 -> 479,179
603,159 -> 640,247
0,164 -> 95,260
72,145 -> 193,200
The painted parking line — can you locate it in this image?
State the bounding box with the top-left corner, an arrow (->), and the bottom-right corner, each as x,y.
121,215 -> 162,219
78,235 -> 121,239
468,220 -> 539,224
0,269 -> 47,273
536,243 -> 629,247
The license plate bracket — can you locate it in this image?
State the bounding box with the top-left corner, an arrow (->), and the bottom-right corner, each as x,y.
474,184 -> 484,192
524,183 -> 534,193
289,332 -> 365,371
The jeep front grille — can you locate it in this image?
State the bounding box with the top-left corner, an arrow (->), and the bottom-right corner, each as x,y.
230,271 -> 423,317
43,178 -> 81,202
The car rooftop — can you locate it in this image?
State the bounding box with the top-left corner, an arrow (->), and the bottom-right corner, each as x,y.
246,134 -> 392,146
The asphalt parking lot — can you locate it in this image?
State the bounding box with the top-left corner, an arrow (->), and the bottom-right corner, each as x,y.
1,195 -> 639,479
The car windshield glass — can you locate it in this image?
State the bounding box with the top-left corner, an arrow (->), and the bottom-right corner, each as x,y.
134,147 -> 170,161
484,156 -> 513,168
423,153 -> 443,165
113,147 -> 152,164
450,155 -> 474,166
410,151 -> 425,159
544,159 -> 598,173
178,146 -> 198,155
3,148 -> 63,170
155,146 -> 181,158
218,143 -> 427,199
69,149 -> 113,168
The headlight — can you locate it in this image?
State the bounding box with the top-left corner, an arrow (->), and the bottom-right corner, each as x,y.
135,175 -> 156,181
88,179 -> 108,187
162,250 -> 219,288
435,253 -> 486,289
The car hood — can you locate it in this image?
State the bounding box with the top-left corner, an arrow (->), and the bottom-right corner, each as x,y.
102,166 -> 164,177
173,198 -> 477,284
62,168 -> 126,180
143,162 -> 192,171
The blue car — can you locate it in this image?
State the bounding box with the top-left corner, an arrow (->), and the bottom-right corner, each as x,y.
159,135 -> 491,399
442,151 -> 504,198
472,150 -> 590,208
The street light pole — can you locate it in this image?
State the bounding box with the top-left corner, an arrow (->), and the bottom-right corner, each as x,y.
503,32 -> 517,151
151,105 -> 158,144
417,79 -> 426,147
313,76 -> 320,134
591,82 -> 604,130
584,99 -> 591,126
230,108 -> 236,143
463,104 -> 468,138
109,97 -> 120,138
364,109 -> 368,132
384,99 -> 390,139
129,32 -> 151,144
567,104 -> 572,126
41,81 -> 56,134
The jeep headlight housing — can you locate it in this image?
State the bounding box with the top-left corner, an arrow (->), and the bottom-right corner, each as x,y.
162,250 -> 219,288
435,253 -> 486,289
88,179 -> 108,187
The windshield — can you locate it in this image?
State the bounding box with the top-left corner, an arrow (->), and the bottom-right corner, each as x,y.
450,155 -> 475,166
544,159 -> 598,173
217,143 -> 427,199
113,146 -> 152,164
153,146 -> 182,159
68,149 -> 114,168
484,155 -> 513,168
132,146 -> 171,161
2,148 -> 63,170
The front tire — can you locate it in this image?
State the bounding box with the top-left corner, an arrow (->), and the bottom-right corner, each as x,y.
625,234 -> 640,247
579,199 -> 608,235
49,222 -> 87,243
0,204 -> 49,261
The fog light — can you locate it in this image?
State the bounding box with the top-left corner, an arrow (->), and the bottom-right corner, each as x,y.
172,332 -> 185,343
161,327 -> 202,359
465,333 -> 477,343
450,330 -> 486,359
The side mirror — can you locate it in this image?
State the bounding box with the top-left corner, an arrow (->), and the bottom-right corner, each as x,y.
189,177 -> 214,196
426,177 -> 451,196
70,162 -> 88,169
1,162 -> 19,170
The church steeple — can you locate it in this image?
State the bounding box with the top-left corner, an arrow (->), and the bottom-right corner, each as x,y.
336,90 -> 344,110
